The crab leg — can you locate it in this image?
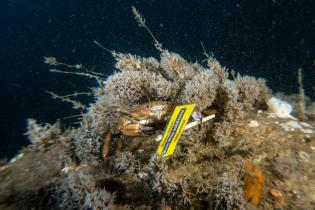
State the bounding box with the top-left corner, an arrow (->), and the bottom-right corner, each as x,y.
102,130 -> 112,162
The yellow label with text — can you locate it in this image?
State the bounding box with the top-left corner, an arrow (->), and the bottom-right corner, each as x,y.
157,104 -> 195,157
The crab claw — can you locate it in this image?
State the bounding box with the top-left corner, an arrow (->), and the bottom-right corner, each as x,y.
120,123 -> 154,136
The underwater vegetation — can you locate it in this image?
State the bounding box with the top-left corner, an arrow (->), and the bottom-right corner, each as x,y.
1,7 -> 315,210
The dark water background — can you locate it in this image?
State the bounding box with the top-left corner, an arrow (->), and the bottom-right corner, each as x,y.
0,0 -> 314,159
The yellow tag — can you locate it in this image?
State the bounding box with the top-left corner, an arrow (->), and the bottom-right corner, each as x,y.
157,104 -> 195,157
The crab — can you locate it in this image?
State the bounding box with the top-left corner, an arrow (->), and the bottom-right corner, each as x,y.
102,101 -> 173,161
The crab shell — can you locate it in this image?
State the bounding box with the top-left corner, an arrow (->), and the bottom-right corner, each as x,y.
128,101 -> 173,124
